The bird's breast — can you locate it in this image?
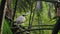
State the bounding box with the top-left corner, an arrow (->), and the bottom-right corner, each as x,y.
16,16 -> 26,23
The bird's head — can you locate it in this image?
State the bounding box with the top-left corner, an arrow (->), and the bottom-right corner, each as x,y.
22,14 -> 26,17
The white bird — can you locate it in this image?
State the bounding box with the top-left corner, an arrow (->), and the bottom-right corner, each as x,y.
14,14 -> 26,26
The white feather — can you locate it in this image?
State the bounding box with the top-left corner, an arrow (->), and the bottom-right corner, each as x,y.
16,16 -> 26,24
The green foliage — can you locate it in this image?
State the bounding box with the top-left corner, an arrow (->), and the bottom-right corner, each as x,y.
2,19 -> 13,34
3,0 -> 57,34
0,0 -> 1,4
13,0 -> 56,34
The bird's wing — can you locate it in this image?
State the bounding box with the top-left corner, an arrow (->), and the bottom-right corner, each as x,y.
16,16 -> 26,24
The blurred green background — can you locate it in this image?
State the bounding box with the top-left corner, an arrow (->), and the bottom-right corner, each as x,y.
0,0 -> 59,34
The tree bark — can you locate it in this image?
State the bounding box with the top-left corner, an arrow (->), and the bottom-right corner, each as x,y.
0,0 -> 6,30
6,0 -> 13,19
0,0 -> 6,34
57,7 -> 60,16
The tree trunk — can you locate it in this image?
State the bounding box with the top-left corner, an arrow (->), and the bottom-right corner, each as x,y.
57,7 -> 60,16
52,4 -> 60,34
6,0 -> 13,19
0,0 -> 6,34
